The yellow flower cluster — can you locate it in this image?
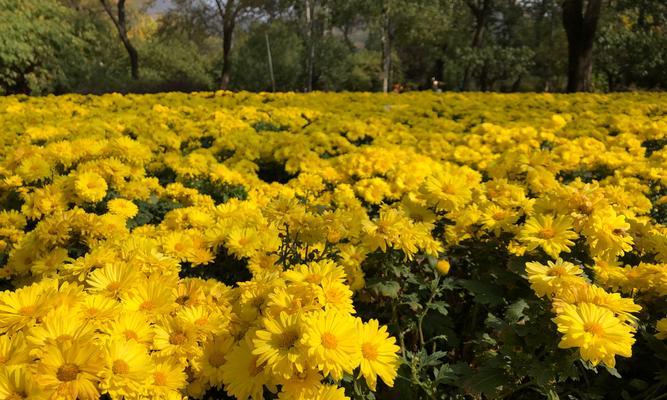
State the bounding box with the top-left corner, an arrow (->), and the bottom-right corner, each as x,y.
0,91 -> 667,397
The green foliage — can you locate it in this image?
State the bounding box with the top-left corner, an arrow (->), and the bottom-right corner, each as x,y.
182,177 -> 248,205
355,233 -> 667,399
232,22 -> 305,92
0,0 -> 77,94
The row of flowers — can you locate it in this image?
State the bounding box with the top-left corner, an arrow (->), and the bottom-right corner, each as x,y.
0,91 -> 666,399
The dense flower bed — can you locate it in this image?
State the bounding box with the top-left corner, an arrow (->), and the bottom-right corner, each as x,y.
1,92 -> 667,399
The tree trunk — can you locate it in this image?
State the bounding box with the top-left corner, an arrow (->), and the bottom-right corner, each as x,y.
216,0 -> 239,90
221,16 -> 235,89
381,0 -> 392,93
100,0 -> 139,80
305,0 -> 315,92
462,0 -> 491,91
562,0 -> 602,92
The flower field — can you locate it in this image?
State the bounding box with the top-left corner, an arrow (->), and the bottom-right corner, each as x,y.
1,92 -> 667,399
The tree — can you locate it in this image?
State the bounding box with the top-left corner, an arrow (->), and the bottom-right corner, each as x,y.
462,0 -> 493,90
213,0 -> 265,89
99,0 -> 140,79
0,0 -> 79,94
562,0 -> 603,92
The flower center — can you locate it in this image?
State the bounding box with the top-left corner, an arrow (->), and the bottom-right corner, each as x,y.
492,211 -> 507,221
139,300 -> 155,311
112,359 -> 130,375
584,322 -> 604,336
305,273 -> 322,284
57,363 -> 80,382
547,266 -> 567,277
208,351 -> 226,367
18,305 -> 36,316
124,330 -> 139,341
154,371 -> 168,386
277,329 -> 300,350
321,332 -> 338,350
538,228 -> 555,239
361,342 -> 378,360
169,332 -> 188,345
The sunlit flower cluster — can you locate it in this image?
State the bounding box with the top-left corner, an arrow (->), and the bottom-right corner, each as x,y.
0,91 -> 667,397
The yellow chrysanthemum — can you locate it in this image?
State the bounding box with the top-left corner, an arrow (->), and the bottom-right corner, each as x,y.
525,259 -> 587,298
357,319 -> 400,391
519,214 -> 578,259
100,339 -> 154,398
107,198 -> 139,219
302,311 -> 361,380
35,341 -> 104,400
221,340 -> 271,400
252,312 -> 307,379
75,172 -> 108,203
553,302 -> 635,368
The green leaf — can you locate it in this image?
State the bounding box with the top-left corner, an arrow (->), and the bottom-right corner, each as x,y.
368,281 -> 401,298
463,366 -> 507,397
458,279 -> 504,306
505,299 -> 529,324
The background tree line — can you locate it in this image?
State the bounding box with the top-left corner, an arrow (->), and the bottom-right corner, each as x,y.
1,0 -> 665,95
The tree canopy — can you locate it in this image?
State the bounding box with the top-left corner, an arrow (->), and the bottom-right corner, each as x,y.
0,0 -> 665,94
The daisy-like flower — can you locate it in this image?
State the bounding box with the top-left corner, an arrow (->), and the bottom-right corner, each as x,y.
74,171 -> 108,203
221,339 -> 271,400
656,318 -> 667,340
357,319 -> 400,391
276,367 -> 323,400
86,262 -> 139,299
553,302 -> 635,368
525,259 -> 587,298
106,198 -> 139,219
302,311 -> 360,380
121,277 -> 176,318
252,312 -> 307,379
582,206 -> 633,258
0,366 -> 42,399
102,311 -> 155,346
100,339 -> 154,398
148,358 -> 187,400
35,341 -> 104,400
0,333 -> 31,368
198,334 -> 235,388
283,260 -> 347,286
317,279 -> 355,314
519,214 -> 578,259
0,283 -> 51,335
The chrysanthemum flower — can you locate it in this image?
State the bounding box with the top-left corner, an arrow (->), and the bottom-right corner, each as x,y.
0,366 -> 42,399
553,302 -> 635,368
35,341 -> 104,400
106,198 -> 139,219
221,340 -> 271,400
74,172 -> 108,203
519,214 -> 578,259
253,312 -> 307,379
103,311 -> 155,346
657,318 -> 667,340
525,259 -> 587,298
148,359 -> 187,400
357,319 -> 400,391
198,334 -> 235,388
0,283 -> 51,335
86,262 -> 139,299
302,311 -> 361,380
100,339 -> 154,398
317,279 -> 355,314
582,207 -> 633,258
